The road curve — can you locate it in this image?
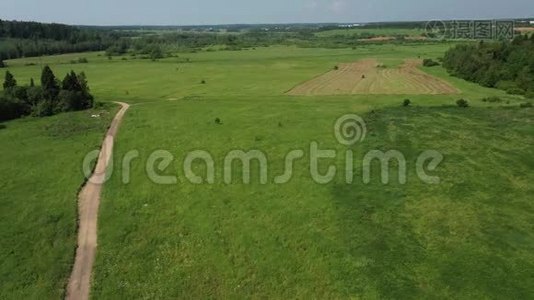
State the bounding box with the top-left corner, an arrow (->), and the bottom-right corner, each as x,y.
66,102 -> 130,300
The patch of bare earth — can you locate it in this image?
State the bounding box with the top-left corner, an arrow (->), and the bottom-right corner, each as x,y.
287,58 -> 460,96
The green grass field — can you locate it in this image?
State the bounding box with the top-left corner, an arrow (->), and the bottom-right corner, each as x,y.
0,105 -> 118,298
1,44 -> 533,298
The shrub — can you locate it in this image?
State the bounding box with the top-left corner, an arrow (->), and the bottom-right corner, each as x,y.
150,46 -> 164,60
215,118 -> 222,125
403,99 -> 411,107
26,86 -> 43,106
201,80 -> 206,84
0,95 -> 30,121
78,57 -> 88,63
58,90 -> 89,112
519,102 -> 532,108
456,99 -> 469,108
423,58 -> 440,67
93,101 -> 106,109
32,99 -> 56,117
0,59 -> 6,68
506,87 -> 526,95
334,65 -> 339,70
481,96 -> 503,103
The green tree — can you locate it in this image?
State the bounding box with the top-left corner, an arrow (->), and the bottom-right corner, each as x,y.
62,71 -> 81,91
41,65 -> 59,100
77,72 -> 94,108
0,58 -> 6,68
58,71 -> 94,111
3,70 -> 17,91
150,46 -> 164,60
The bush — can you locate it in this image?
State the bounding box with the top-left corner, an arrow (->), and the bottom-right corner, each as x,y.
423,58 -> 440,67
519,102 -> 532,108
456,99 -> 469,108
481,96 -> 503,103
150,46 -> 164,60
0,59 -> 6,68
78,57 -> 88,63
0,95 -> 30,121
58,90 -> 88,112
403,99 -> 411,107
506,87 -> 526,95
334,65 -> 339,70
215,118 -> 222,125
32,99 -> 56,117
201,80 -> 206,84
26,86 -> 43,106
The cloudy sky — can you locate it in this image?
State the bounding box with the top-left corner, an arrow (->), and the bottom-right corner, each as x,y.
1,0 -> 533,25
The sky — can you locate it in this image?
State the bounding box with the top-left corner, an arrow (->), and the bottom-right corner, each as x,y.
1,0 -> 533,26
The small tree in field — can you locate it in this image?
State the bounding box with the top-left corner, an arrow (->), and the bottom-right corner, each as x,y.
0,58 -> 6,68
403,99 -> 411,107
456,99 -> 469,108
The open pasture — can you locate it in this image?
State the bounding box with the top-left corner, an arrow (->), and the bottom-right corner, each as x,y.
287,58 -> 460,95
1,43 -> 532,299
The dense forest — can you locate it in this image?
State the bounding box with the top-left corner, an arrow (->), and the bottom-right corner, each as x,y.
0,67 -> 94,121
0,19 -> 130,59
443,35 -> 534,96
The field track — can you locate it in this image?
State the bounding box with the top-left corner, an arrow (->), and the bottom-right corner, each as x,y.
66,102 -> 130,300
287,58 -> 460,95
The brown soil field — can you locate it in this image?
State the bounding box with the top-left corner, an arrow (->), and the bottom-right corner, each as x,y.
516,27 -> 534,32
287,59 -> 460,95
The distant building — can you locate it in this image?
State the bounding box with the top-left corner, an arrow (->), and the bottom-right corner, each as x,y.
338,24 -> 363,28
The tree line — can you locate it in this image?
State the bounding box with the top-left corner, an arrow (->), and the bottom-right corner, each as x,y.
1,67 -> 94,121
103,30 -> 436,59
0,19 -> 131,60
443,35 -> 534,97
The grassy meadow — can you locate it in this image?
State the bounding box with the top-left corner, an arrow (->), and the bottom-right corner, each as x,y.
1,44 -> 533,298
0,104 -> 118,298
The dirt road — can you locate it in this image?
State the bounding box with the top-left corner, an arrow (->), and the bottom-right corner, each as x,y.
66,102 -> 130,300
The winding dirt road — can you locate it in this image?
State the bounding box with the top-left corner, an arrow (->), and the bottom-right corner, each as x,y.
66,102 -> 129,300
